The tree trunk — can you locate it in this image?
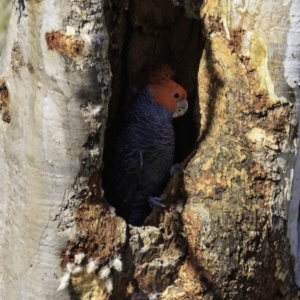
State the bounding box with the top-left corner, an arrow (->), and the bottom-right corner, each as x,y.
0,0 -> 111,299
0,0 -> 299,299
181,1 -> 300,299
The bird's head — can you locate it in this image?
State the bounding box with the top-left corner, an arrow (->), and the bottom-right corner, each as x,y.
147,66 -> 188,118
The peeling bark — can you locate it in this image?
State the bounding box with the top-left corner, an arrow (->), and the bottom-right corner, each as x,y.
0,78 -> 10,123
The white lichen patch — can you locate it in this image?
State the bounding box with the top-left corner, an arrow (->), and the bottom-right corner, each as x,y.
105,277 -> 113,293
66,262 -> 75,273
97,254 -> 123,280
91,105 -> 103,116
149,293 -> 160,300
110,255 -> 123,272
86,259 -> 98,274
99,265 -> 111,279
74,252 -> 85,265
80,101 -> 105,132
176,201 -> 184,213
90,148 -> 100,157
57,273 -> 71,291
108,205 -> 116,216
72,265 -> 83,274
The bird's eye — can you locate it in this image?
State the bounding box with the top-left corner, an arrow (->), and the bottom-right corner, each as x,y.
174,93 -> 179,99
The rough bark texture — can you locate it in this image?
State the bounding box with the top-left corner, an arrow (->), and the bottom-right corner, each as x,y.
0,0 -> 111,298
180,0 -> 300,299
1,0 -> 300,299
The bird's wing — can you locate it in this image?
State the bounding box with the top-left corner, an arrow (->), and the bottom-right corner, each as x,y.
113,125 -> 143,200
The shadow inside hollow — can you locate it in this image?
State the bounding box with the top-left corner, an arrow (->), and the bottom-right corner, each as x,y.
102,1 -> 205,223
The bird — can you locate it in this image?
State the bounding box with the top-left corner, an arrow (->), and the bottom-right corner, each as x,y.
109,67 -> 188,226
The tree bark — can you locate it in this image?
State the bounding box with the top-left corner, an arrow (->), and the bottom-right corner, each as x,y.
181,1 -> 300,298
0,0 -> 300,299
0,0 -> 111,299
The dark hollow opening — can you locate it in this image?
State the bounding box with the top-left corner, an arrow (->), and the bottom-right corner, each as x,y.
102,0 -> 204,225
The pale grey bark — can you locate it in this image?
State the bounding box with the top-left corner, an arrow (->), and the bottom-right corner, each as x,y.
0,1 -> 110,299
286,0 -> 300,287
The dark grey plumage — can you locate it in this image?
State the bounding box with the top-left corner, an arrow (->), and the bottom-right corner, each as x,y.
112,88 -> 175,225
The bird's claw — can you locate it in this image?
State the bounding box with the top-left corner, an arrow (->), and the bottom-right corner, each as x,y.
170,164 -> 188,176
148,196 -> 166,208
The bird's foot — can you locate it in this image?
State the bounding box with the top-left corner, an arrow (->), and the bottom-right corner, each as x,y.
148,196 -> 166,208
170,164 -> 188,176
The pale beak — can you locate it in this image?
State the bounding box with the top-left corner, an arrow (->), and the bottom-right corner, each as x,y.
172,99 -> 188,118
